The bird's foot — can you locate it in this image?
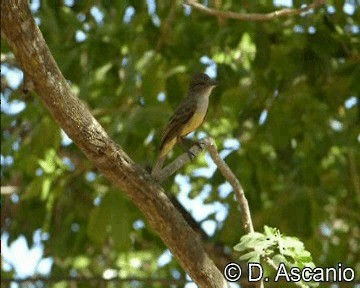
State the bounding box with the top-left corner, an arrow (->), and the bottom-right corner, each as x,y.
187,149 -> 196,161
195,140 -> 206,150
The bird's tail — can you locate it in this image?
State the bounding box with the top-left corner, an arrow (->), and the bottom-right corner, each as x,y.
151,155 -> 165,179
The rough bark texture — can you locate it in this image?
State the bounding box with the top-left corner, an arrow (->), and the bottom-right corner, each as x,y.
1,1 -> 229,287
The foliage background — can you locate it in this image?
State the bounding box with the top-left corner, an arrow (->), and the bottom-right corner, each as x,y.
1,0 -> 359,287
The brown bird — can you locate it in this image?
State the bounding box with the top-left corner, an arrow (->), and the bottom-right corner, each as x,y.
151,73 -> 218,178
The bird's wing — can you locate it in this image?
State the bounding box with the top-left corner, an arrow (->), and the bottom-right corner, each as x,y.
159,99 -> 197,151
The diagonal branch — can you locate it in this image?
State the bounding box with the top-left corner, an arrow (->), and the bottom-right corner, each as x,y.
204,138 -> 254,234
158,137 -> 254,233
156,140 -> 206,182
184,0 -> 326,21
1,1 -> 228,287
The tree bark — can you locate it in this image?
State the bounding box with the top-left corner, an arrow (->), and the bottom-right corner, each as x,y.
1,1 -> 229,287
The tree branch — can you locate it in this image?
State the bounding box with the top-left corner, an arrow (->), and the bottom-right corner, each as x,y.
184,0 -> 326,21
159,137 -> 254,233
205,138 -> 254,234
156,140 -> 206,182
1,186 -> 18,195
1,1 -> 228,287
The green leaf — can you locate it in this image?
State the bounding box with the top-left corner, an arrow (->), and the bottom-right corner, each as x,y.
41,177 -> 52,200
23,177 -> 43,199
87,204 -> 108,245
239,250 -> 261,263
87,192 -> 133,249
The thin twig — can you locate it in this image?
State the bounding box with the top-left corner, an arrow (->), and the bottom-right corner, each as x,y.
262,256 -> 278,270
1,186 -> 18,195
157,137 -> 254,234
156,140 -> 206,183
184,0 -> 326,22
204,138 -> 254,234
156,0 -> 177,51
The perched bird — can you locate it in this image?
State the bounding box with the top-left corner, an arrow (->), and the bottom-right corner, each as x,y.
151,73 -> 218,178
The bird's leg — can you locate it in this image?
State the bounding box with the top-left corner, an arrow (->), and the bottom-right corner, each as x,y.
183,137 -> 206,150
194,139 -> 206,150
178,137 -> 196,160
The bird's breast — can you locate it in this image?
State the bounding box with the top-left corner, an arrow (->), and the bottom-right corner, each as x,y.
180,97 -> 209,136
